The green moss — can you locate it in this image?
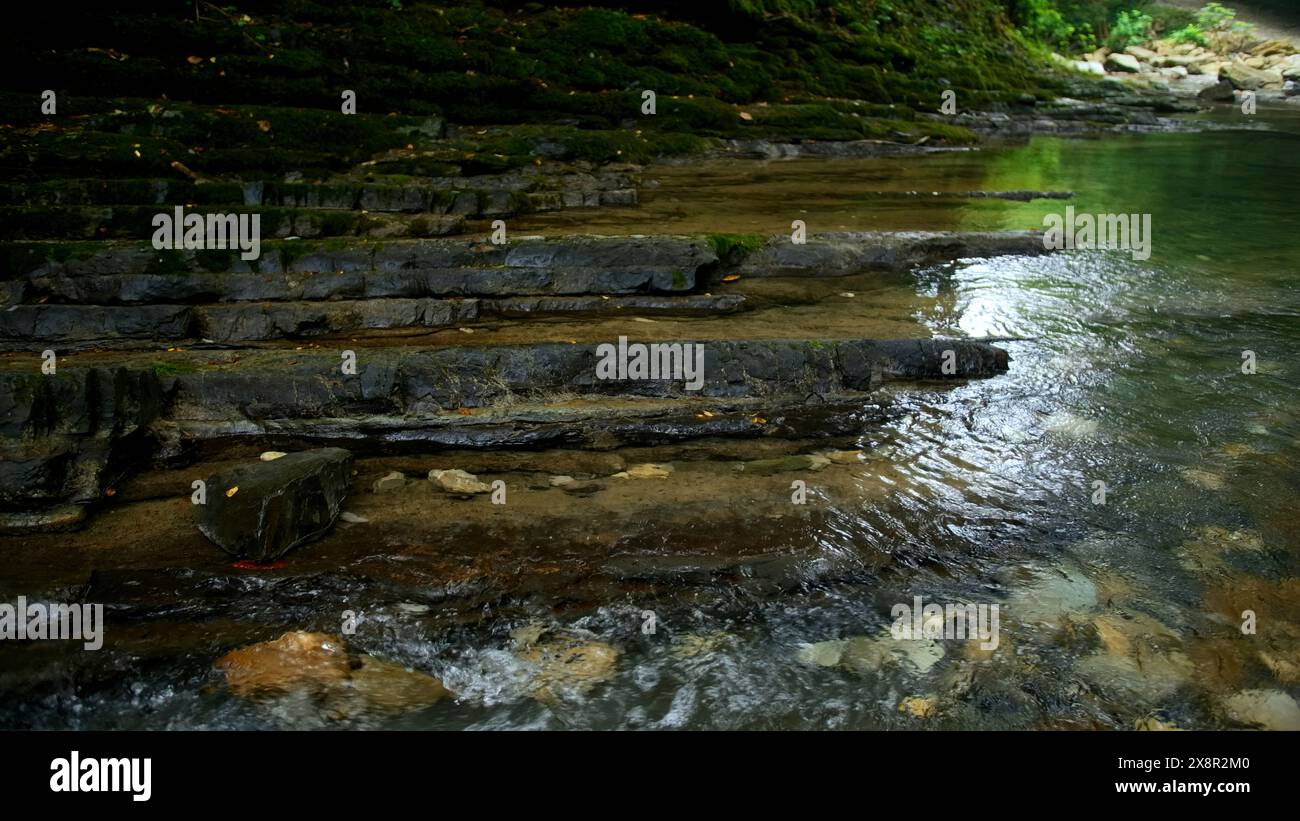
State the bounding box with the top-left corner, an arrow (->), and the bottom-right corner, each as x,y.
149,361 -> 199,377
276,241 -> 308,272
2,1 -> 1057,171
707,233 -> 766,260
0,241 -> 108,275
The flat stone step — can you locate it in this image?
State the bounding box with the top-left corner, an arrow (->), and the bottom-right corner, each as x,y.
729,231 -> 1051,279
0,174 -> 637,220
0,205 -> 465,241
3,232 -> 1050,308
0,337 -> 1008,526
0,294 -> 747,347
3,235 -> 713,285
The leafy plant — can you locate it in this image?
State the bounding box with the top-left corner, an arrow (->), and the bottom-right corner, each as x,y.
1168,24 -> 1209,47
1019,0 -> 1097,52
1108,9 -> 1153,49
1195,2 -> 1236,31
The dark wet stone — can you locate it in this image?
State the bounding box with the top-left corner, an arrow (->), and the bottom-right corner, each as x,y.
196,298 -> 479,342
0,305 -> 193,345
1198,79 -> 1236,101
197,448 -> 354,561
731,231 -> 1052,279
0,367 -> 163,521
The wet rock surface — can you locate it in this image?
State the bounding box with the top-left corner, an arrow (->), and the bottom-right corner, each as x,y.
197,448 -> 354,561
215,631 -> 451,719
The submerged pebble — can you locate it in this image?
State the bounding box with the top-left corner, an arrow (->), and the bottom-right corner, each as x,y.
1222,689 -> 1300,730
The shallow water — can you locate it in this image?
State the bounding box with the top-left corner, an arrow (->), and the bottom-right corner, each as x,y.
3,105 -> 1299,730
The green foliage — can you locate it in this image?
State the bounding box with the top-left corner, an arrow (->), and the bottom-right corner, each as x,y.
1193,2 -> 1256,50
1147,3 -> 1194,35
1109,9 -> 1153,50
1195,2 -> 1237,31
1168,24 -> 1209,47
1021,0 -> 1096,51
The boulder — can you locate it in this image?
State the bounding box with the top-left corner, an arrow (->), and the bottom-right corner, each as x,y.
372,470 -> 407,494
215,633 -> 452,715
1074,61 -> 1106,76
517,633 -> 620,701
1197,60 -> 1227,78
1198,79 -> 1236,101
1221,61 -> 1283,91
197,448 -> 353,561
1124,45 -> 1156,62
1105,53 -> 1142,73
339,655 -> 451,713
215,632 -> 351,698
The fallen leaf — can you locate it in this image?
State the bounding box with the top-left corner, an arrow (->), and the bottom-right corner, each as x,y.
226,486 -> 239,498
